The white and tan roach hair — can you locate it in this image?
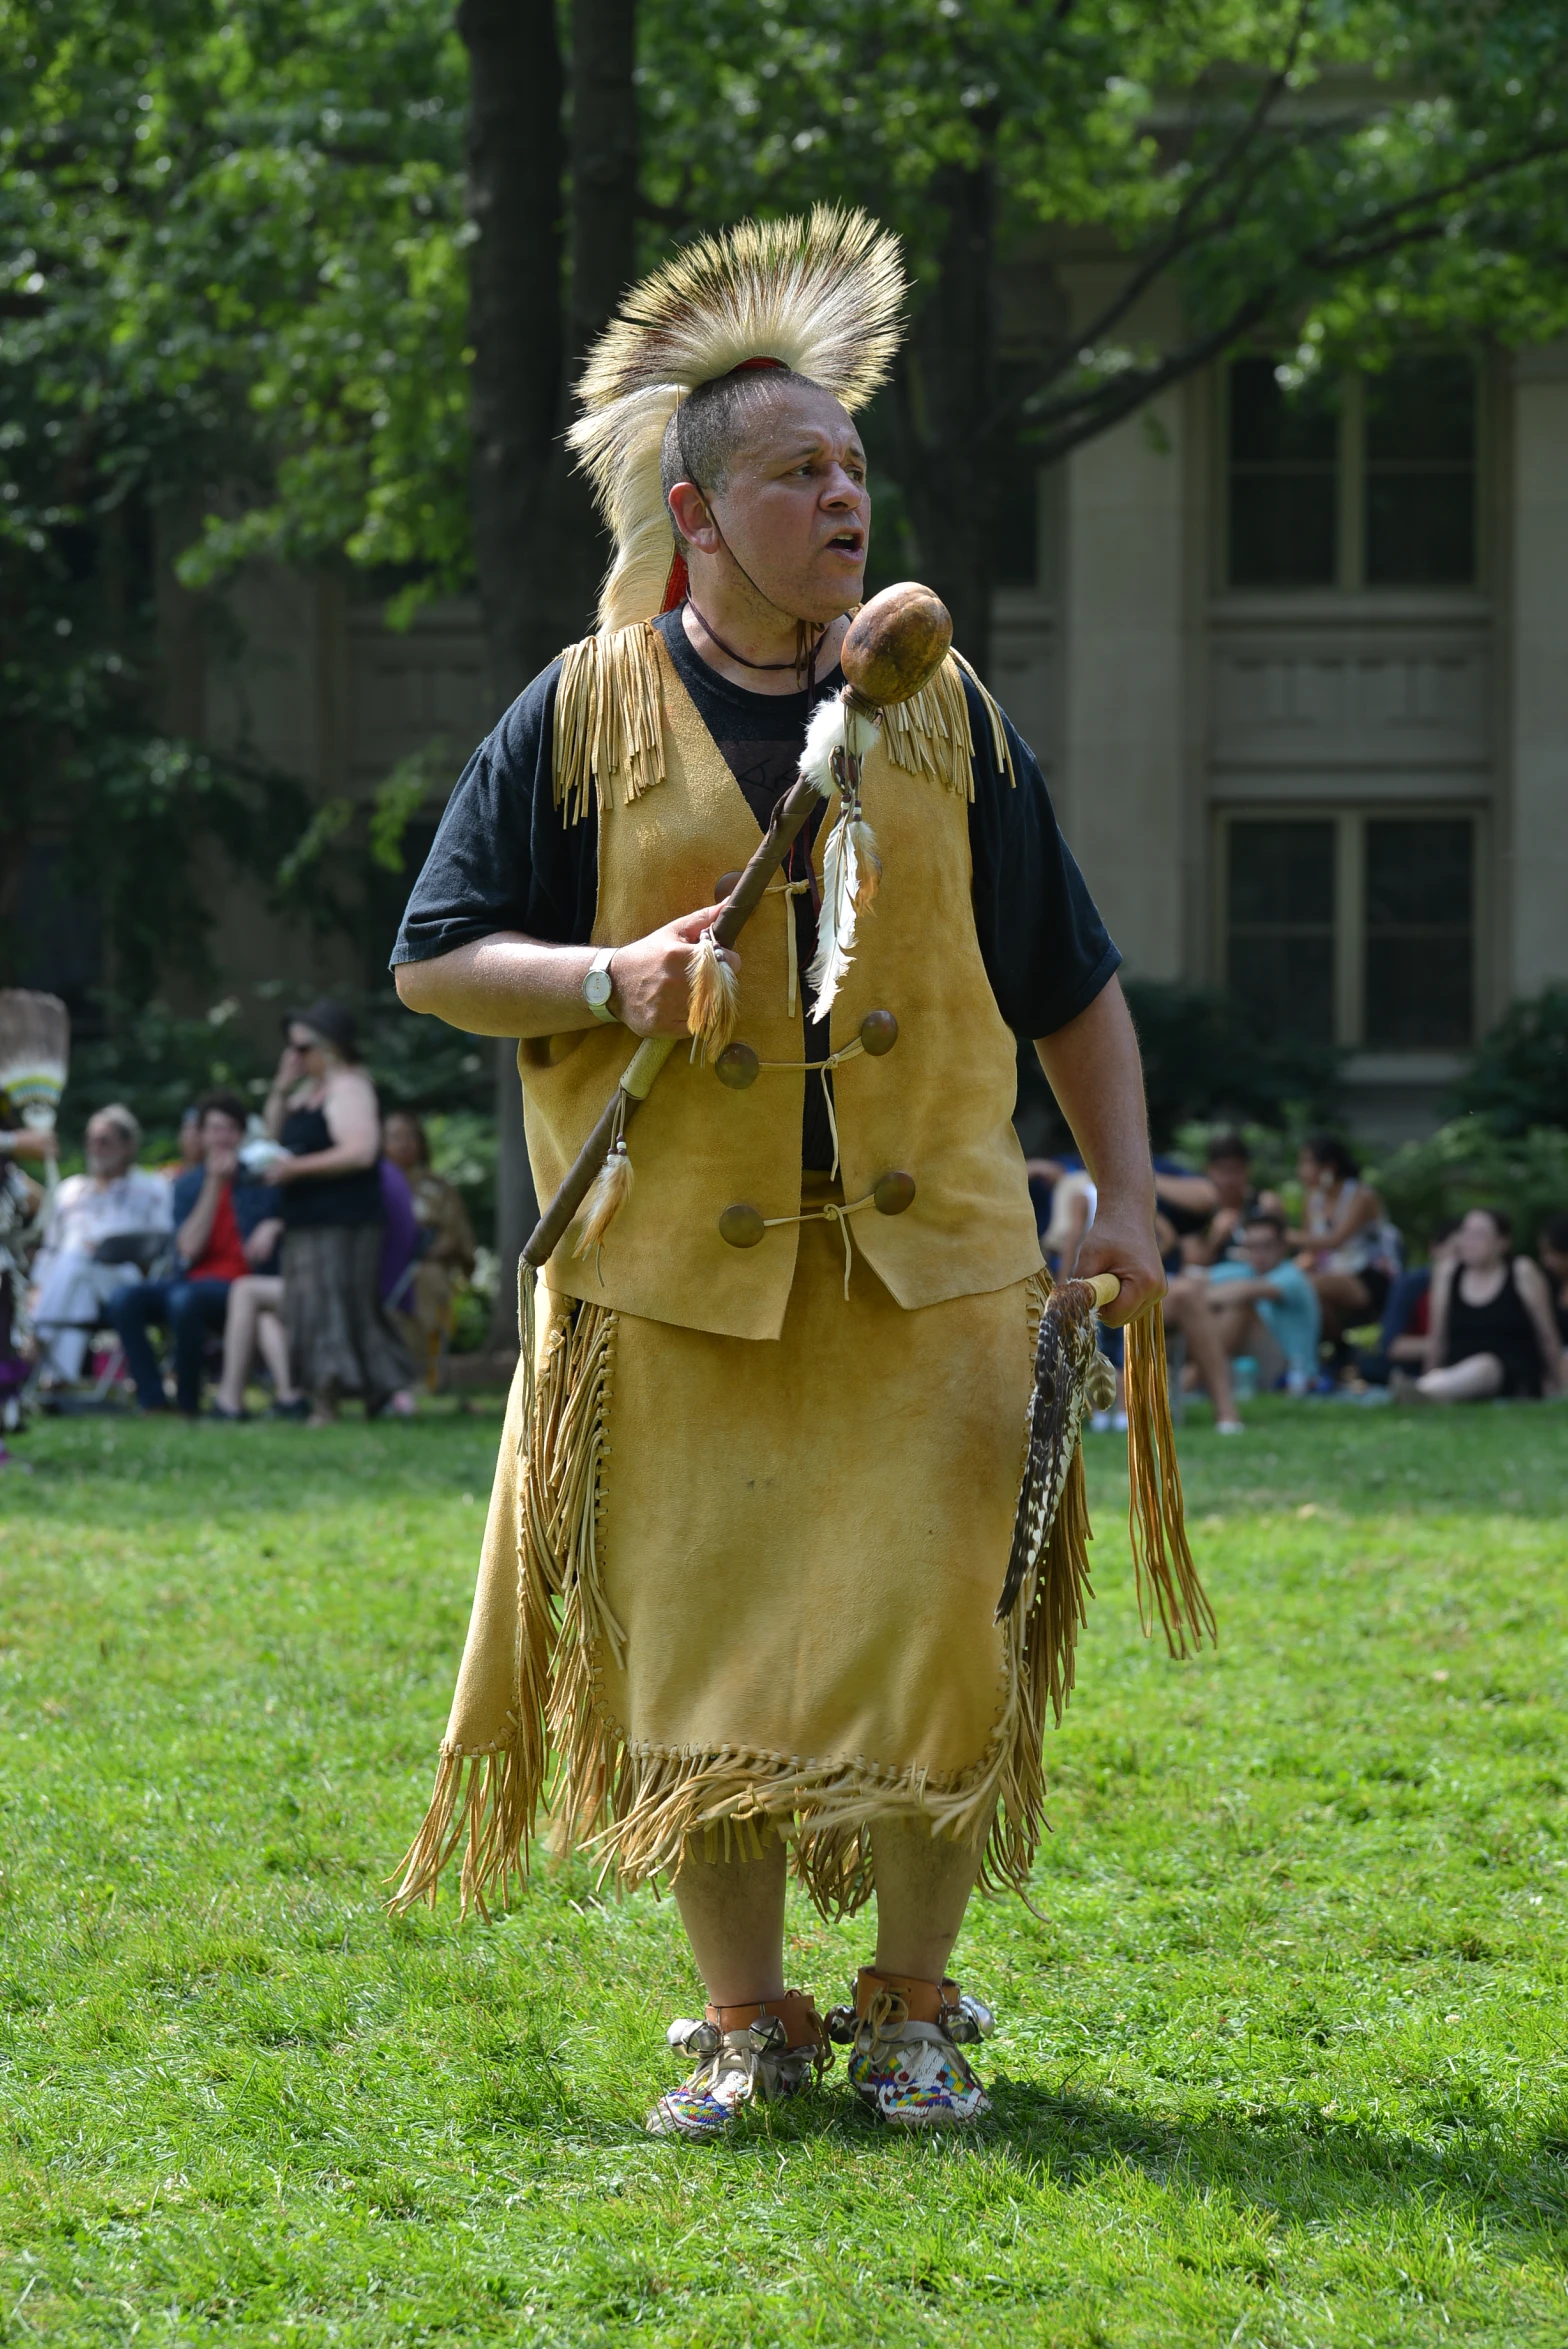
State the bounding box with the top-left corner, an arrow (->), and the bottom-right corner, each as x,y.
569,207 -> 907,634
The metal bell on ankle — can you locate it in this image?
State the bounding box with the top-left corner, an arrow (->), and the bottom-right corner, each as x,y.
667,2016 -> 722,2057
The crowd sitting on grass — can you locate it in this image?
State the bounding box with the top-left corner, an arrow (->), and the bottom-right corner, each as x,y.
1032,1127 -> 1567,1432
0,996 -> 487,1434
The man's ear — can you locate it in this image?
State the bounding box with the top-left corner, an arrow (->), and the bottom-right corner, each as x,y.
667,481 -> 720,552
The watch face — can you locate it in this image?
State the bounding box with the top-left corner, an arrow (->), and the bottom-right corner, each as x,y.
584,966 -> 613,1007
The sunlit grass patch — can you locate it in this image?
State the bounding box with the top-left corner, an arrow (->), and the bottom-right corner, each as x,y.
2,1400 -> 1566,2344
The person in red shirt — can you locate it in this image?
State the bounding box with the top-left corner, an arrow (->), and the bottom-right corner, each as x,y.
107,1092 -> 283,1415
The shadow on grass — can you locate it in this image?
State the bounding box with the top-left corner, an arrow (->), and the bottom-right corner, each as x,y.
987,2077 -> 1568,2239
687,2073 -> 1568,2248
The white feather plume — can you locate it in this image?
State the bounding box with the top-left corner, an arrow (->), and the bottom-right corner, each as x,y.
570,208 -> 907,633
808,811 -> 881,1021
800,693 -> 847,798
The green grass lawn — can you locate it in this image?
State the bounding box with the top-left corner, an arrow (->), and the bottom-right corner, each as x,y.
3,1398 -> 1568,2346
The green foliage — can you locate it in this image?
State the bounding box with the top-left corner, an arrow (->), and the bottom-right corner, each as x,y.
422,1106 -> 498,1237
1370,1117 -> 1568,1259
1452,987 -> 1568,1139
0,0 -> 466,1007
3,1406 -> 1568,2341
1121,978 -> 1341,1149
66,979 -> 492,1155
641,1 -> 1568,448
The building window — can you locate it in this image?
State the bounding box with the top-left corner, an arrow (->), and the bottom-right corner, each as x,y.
1227,361 -> 1339,589
1226,356 -> 1477,591
1225,817 -> 1337,1041
992,359 -> 1042,589
1363,357 -> 1476,587
1362,817 -> 1473,1048
1222,811 -> 1475,1050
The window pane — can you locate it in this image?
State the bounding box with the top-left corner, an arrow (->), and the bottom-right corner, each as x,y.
993,362 -> 1041,588
992,465 -> 1039,588
1227,819 -> 1336,1043
1364,356 -> 1476,586
1365,476 -> 1475,586
1228,361 -> 1339,588
1363,818 -> 1473,1048
1229,474 -> 1338,588
1228,819 -> 1335,924
1230,358 -> 1338,462
1229,935 -> 1336,1046
1365,357 -> 1474,463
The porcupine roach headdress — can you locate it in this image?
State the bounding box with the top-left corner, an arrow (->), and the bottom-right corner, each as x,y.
569,205 -> 907,634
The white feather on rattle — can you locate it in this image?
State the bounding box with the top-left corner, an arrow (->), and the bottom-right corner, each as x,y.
804,702 -> 880,1020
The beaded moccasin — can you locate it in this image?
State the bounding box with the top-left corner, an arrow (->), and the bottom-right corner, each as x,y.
647,1989 -> 830,2140
826,1965 -> 994,2128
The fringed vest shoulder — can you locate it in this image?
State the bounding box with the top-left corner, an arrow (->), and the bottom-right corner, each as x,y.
522,623 -> 1042,1341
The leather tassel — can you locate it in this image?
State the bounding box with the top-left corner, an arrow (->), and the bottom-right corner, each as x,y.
687,928 -> 739,1060
573,1137 -> 633,1257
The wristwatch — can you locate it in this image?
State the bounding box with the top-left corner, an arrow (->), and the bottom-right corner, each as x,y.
582,946 -> 618,1024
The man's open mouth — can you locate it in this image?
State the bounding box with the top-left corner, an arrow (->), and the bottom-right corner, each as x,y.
825,529 -> 864,554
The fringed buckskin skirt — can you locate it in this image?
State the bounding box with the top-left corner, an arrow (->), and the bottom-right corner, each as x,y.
397,1213 -> 1076,1919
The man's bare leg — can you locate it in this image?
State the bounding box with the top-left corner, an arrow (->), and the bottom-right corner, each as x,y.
672,1828 -> 788,2004
671,1812 -> 986,2003
871,1813 -> 987,1984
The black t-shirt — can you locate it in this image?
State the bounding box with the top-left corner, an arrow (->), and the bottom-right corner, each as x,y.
392,608 -> 1120,1160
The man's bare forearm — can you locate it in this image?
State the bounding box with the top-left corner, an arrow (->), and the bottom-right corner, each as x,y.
1034,978 -> 1153,1216
394,935 -> 603,1039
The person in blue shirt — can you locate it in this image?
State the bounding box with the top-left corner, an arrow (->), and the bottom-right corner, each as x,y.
1163,1211 -> 1321,1432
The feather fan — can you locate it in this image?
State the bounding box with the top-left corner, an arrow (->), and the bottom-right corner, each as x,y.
996,1281 -> 1117,1623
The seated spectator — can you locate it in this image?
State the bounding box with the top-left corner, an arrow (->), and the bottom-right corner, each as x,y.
1415,1207 -> 1562,1402
27,1106 -> 172,1385
106,1091 -> 283,1416
1538,1213 -> 1568,1380
156,1106 -> 204,1179
1289,1132 -> 1402,1346
1163,1211 -> 1322,1433
1154,1133 -> 1268,1269
1358,1216 -> 1462,1385
211,1271 -> 305,1422
382,1110 -> 477,1382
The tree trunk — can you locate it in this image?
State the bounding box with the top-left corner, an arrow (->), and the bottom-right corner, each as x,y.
538,0 -> 643,639
891,144 -> 999,680
461,0 -> 639,1338
458,0 -> 568,705
569,0 -> 639,359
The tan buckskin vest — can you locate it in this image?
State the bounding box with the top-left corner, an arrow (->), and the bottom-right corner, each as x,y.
519,626 -> 1044,1341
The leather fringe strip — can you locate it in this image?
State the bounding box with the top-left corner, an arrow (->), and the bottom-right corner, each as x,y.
1124,1304 -> 1215,1658
388,1293 -> 615,1919
390,1273 -> 1091,1922
552,630 -> 1016,824
879,651 -> 1016,800
553,621 -> 667,823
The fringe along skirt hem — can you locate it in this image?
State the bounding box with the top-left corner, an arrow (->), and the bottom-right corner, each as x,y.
392,1211 -> 1199,1920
